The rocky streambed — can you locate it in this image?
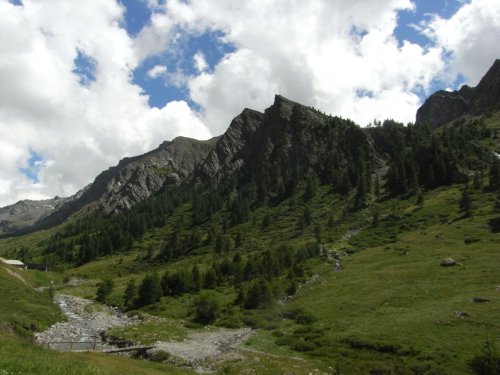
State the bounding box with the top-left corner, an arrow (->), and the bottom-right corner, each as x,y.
34,294 -> 138,351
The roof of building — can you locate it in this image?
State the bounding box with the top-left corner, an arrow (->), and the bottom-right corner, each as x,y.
1,259 -> 25,266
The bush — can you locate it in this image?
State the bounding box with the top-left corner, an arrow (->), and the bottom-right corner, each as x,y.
192,292 -> 220,325
283,307 -> 317,324
469,338 -> 500,375
96,278 -> 113,303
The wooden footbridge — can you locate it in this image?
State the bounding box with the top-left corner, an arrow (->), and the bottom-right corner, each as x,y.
39,340 -> 155,353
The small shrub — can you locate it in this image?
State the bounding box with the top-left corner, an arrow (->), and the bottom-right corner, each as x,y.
292,338 -> 317,352
283,307 -> 317,324
192,292 -> 220,325
468,338 -> 500,375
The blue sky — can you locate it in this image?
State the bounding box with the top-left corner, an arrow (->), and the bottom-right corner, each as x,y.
2,0 -> 499,206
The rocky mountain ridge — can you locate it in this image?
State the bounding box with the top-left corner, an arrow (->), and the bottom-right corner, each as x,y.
416,59 -> 500,127
0,197 -> 69,235
2,136 -> 218,235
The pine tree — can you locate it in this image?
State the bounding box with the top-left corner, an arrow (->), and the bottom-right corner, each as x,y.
489,158 -> 500,191
262,214 -> 272,229
372,210 -> 380,227
337,172 -> 351,195
460,186 -> 473,217
354,174 -> 367,209
191,265 -> 202,292
304,174 -> 317,201
374,174 -> 381,201
303,207 -> 312,226
314,222 -> 323,243
123,278 -> 137,308
96,278 -> 114,303
138,273 -> 162,307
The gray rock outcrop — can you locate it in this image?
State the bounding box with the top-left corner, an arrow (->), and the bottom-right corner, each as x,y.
416,59 -> 500,128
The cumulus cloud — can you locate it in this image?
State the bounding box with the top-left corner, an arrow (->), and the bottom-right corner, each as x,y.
147,64 -> 167,78
0,0 -> 210,206
423,0 -> 500,85
193,51 -> 208,72
143,0 -> 445,131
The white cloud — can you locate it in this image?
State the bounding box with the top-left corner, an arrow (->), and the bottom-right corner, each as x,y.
137,0 -> 444,132
147,64 -> 167,78
193,51 -> 208,72
0,0 -> 210,206
423,0 -> 500,85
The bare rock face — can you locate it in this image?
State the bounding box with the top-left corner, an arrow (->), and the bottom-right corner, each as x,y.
415,87 -> 472,128
416,59 -> 500,128
92,136 -> 218,214
30,136 -> 218,230
194,108 -> 265,183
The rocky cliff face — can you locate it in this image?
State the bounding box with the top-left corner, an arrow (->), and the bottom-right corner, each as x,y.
416,59 -> 500,128
194,107 -> 265,183
89,136 -> 218,214
5,136 -> 218,234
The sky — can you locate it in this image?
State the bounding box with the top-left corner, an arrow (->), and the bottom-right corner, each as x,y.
0,0 -> 499,206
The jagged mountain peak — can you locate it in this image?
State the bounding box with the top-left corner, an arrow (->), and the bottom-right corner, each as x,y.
416,59 -> 500,127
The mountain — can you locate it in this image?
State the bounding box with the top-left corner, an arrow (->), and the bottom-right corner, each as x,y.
195,95 -> 380,193
0,197 -> 69,235
1,136 -> 218,235
416,59 -> 500,127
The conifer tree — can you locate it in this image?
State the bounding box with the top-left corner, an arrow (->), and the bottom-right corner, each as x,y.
138,273 -> 162,307
489,158 -> 500,191
460,186 -> 473,217
192,293 -> 220,324
123,278 -> 137,308
96,278 -> 114,304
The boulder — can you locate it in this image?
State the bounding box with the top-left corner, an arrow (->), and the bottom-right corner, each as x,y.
440,258 -> 456,267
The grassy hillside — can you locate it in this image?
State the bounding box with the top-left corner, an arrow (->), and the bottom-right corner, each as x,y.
2,181 -> 495,374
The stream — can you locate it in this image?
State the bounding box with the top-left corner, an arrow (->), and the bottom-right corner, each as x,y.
33,294 -> 138,351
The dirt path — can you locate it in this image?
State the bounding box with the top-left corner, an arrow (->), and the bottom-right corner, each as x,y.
151,328 -> 253,373
2,266 -> 28,285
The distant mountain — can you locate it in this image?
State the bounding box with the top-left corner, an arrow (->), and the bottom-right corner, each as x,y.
416,59 -> 500,127
1,136 -> 218,235
0,196 -> 70,235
